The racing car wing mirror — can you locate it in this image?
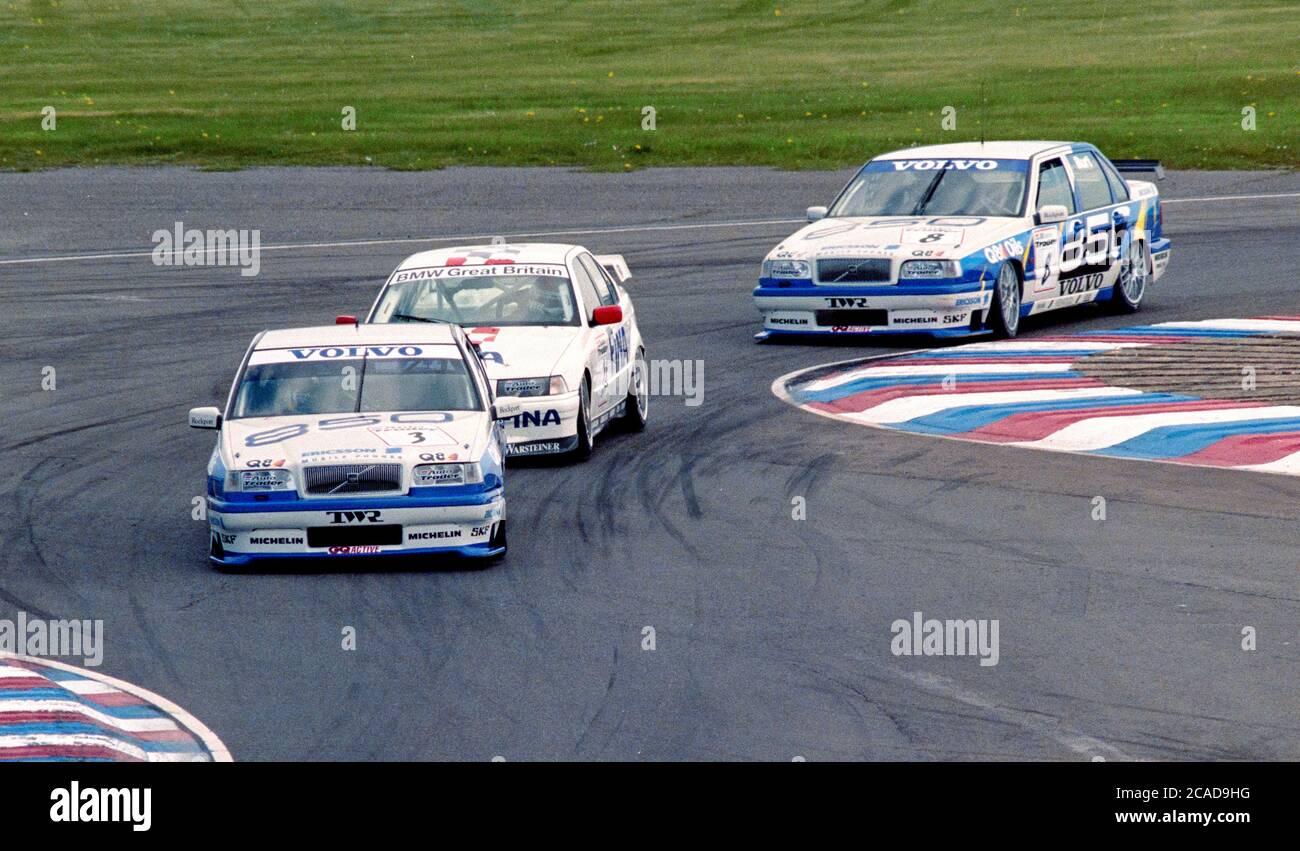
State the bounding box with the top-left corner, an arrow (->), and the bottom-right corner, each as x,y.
189,406 -> 222,430
591,305 -> 623,326
492,397 -> 524,421
806,206 -> 827,222
335,314 -> 358,325
1035,204 -> 1068,225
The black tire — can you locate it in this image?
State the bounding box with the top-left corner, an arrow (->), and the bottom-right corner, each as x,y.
210,535 -> 236,573
1109,236 -> 1149,314
622,348 -> 649,432
486,519 -> 507,563
987,261 -> 1022,339
571,376 -> 593,461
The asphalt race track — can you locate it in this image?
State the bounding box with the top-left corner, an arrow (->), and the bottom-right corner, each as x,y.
2,167 -> 1298,760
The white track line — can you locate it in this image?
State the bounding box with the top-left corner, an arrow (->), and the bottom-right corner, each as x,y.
1,189 -> 1297,268
805,360 -> 1075,391
1161,191 -> 1300,205
0,217 -> 806,267
1155,318 -> 1300,332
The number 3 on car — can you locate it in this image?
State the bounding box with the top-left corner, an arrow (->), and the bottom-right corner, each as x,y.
188,323 -> 510,569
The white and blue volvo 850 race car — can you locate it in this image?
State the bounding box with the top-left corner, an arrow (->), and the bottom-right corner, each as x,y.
363,242 -> 648,460
189,323 -> 520,568
754,141 -> 1171,340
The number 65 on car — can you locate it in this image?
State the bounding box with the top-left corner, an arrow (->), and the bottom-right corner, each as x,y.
754,141 -> 1171,340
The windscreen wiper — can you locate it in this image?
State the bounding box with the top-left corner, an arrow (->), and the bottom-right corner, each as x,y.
912,169 -> 948,216
390,312 -> 442,323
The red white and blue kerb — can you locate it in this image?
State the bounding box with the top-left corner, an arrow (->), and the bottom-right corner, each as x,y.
0,655 -> 230,762
784,318 -> 1300,475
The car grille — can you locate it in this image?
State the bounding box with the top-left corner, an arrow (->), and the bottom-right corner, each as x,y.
815,309 -> 889,327
302,463 -> 403,495
816,258 -> 891,284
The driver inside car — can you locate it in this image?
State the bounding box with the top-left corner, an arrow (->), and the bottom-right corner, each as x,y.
499,278 -> 572,324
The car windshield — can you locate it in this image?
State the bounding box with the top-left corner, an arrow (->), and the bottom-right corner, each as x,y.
230,354 -> 481,418
828,158 -> 1028,217
372,265 -> 580,327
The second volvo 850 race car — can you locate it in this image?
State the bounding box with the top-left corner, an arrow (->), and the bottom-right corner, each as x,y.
188,323 -> 521,568
362,242 -> 648,460
753,141 -> 1171,340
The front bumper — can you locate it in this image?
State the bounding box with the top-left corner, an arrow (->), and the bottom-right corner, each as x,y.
208,491 -> 504,565
753,281 -> 994,340
1150,237 -> 1172,281
499,389 -> 582,457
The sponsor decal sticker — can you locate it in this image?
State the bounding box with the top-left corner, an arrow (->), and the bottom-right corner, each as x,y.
889,159 -> 999,171
506,409 -> 562,429
507,441 -> 563,455
407,529 -> 464,541
391,264 -> 567,283
328,510 -> 383,524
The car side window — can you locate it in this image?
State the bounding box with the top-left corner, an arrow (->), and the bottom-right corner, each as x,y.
1070,151 -> 1114,211
1098,156 -> 1131,202
1036,158 -> 1076,214
570,258 -> 604,323
579,254 -> 618,306
470,346 -> 493,402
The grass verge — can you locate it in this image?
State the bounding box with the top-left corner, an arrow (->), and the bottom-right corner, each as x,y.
1,0 -> 1295,171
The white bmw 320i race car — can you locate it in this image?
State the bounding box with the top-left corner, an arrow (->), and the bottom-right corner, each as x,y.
363,242 -> 648,460
754,141 -> 1171,340
189,323 -> 520,568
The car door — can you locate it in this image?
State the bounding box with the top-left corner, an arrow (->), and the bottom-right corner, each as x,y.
1061,150 -> 1127,299
578,253 -> 631,408
1028,156 -> 1076,304
569,256 -> 618,415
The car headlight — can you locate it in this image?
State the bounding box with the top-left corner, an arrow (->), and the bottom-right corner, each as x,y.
235,468 -> 295,492
413,462 -> 484,487
497,376 -> 567,397
762,259 -> 811,279
899,260 -> 960,279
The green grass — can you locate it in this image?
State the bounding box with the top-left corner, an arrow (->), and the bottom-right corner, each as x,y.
0,0 -> 1295,171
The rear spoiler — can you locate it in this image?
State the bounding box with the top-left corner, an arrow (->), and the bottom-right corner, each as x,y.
1111,159 -> 1165,180
594,254 -> 631,283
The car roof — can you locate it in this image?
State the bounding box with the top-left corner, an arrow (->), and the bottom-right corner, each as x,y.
395,242 -> 579,270
255,323 -> 462,350
873,141 -> 1074,161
